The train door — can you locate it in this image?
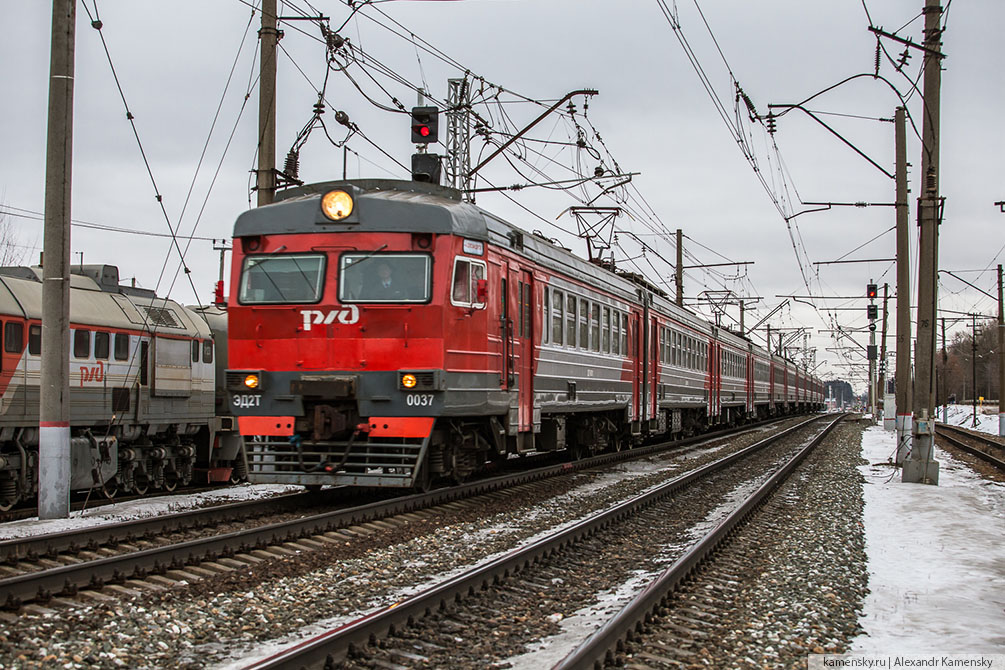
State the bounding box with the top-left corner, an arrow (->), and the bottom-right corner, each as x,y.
708,340 -> 720,423
515,268 -> 534,434
631,312 -> 642,425
499,263 -> 513,392
650,316 -> 659,424
746,354 -> 754,416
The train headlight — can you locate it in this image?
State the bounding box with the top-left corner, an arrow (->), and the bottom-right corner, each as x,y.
243,374 -> 260,390
321,190 -> 353,221
401,374 -> 418,389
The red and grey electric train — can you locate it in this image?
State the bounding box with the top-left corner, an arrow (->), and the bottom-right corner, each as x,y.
225,179 -> 824,488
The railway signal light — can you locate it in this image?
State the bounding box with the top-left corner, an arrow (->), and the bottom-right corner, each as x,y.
411,106 -> 439,144
411,152 -> 442,184
866,283 -> 877,299
867,304 -> 878,320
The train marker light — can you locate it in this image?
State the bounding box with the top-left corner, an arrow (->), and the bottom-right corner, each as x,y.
321,190 -> 354,221
401,373 -> 418,389
243,374 -> 260,390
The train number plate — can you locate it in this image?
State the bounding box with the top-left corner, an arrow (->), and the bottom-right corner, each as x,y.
405,393 -> 434,407
233,394 -> 262,408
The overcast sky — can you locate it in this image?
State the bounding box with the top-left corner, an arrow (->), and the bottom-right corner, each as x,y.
2,1 -> 1003,393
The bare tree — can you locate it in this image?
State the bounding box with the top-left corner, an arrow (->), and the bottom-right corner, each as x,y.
0,205 -> 28,267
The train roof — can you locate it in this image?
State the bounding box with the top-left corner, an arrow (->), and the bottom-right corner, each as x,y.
243,180 -> 813,378
0,264 -> 211,337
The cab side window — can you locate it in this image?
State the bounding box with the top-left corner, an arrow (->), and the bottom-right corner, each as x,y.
4,322 -> 24,354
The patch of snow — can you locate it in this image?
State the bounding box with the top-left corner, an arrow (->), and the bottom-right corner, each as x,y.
852,426 -> 1005,652
938,403 -> 1002,437
0,484 -> 302,540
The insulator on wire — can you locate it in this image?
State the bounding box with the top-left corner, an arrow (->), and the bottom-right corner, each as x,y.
313,98 -> 325,117
765,113 -> 777,135
334,110 -> 351,127
874,40 -> 882,76
284,149 -> 300,180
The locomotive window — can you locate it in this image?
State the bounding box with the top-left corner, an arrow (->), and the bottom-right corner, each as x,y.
28,325 -> 41,356
551,290 -> 563,346
4,322 -> 23,354
566,295 -> 576,347
73,330 -> 90,359
450,257 -> 486,308
339,253 -> 431,304
239,253 -> 326,304
203,340 -> 214,364
94,332 -> 110,360
192,340 -> 200,363
579,299 -> 588,350
590,304 -> 600,353
114,333 -> 129,361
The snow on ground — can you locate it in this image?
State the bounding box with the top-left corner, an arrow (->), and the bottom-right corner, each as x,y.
0,484 -> 302,541
938,403 -> 1002,436
852,426 -> 1005,653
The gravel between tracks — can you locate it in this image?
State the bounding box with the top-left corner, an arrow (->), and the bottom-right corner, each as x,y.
615,419 -> 869,669
0,421 -> 801,669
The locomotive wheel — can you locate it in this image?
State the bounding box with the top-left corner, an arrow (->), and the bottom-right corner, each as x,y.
102,482 -> 118,500
162,477 -> 178,492
412,462 -> 432,493
0,499 -> 14,512
132,480 -> 149,496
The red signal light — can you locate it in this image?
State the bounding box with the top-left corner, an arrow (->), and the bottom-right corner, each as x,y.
417,125 -> 430,137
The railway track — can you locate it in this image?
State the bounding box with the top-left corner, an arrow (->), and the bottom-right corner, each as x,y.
241,414 -> 841,669
0,417 -> 803,611
935,423 -> 1005,473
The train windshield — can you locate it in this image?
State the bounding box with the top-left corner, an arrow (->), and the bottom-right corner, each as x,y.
238,254 -> 326,304
338,253 -> 431,303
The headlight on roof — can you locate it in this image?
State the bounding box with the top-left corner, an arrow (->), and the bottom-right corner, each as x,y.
321,190 -> 353,221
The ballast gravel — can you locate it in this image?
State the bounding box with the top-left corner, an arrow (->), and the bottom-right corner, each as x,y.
0,419 -> 825,669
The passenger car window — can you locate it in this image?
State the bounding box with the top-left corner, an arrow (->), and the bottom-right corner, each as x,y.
73,330 -> 91,359
94,332 -> 110,360
114,333 -> 129,361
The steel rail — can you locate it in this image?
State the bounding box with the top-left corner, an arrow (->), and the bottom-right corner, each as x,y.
0,417 -> 782,571
0,491 -> 315,564
554,413 -> 846,670
0,416 -> 800,609
242,415 -> 828,669
934,424 -> 1005,472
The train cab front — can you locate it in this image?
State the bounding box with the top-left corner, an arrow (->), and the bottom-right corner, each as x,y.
225,181 -> 480,488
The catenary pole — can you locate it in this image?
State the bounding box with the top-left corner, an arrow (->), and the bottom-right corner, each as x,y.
675,229 -> 684,307
904,0 -> 943,485
879,282 -> 890,425
999,264 -> 1004,437
257,0 -> 278,207
39,0 -> 76,519
894,107 -> 912,462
